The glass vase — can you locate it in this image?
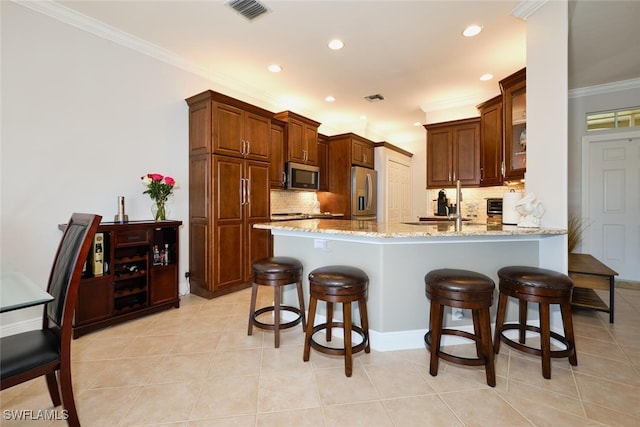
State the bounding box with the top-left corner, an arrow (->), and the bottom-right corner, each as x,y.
151,201 -> 168,221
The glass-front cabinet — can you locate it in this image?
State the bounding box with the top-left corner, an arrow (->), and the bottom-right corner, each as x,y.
500,68 -> 526,181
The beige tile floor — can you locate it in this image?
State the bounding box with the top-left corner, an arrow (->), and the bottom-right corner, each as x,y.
2,285 -> 640,426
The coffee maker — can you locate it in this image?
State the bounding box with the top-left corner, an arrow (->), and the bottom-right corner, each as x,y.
436,189 -> 448,216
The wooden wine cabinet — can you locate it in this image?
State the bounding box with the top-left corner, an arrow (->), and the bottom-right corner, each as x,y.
60,220 -> 182,338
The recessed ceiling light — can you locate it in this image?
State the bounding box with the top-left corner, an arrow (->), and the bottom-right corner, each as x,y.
413,122 -> 423,127
480,73 -> 494,81
462,25 -> 482,37
267,64 -> 282,73
325,96 -> 336,102
328,39 -> 344,50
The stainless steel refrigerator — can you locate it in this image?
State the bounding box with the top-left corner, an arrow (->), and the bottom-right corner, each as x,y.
351,166 -> 377,221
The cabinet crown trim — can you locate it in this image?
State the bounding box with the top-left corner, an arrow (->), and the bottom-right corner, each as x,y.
424,117 -> 480,130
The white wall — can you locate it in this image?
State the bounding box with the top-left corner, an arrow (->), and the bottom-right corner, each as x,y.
524,1 -> 569,272
0,2 -> 208,328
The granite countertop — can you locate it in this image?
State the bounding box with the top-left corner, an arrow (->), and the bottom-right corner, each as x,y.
270,213 -> 345,221
254,219 -> 567,238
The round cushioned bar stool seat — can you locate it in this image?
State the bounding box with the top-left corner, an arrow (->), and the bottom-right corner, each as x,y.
304,265 -> 370,377
425,268 -> 496,387
498,266 -> 573,295
426,268 -> 496,305
494,266 -> 577,379
248,257 -> 305,348
253,257 -> 303,281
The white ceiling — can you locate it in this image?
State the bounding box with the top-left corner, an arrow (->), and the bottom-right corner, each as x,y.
50,0 -> 640,145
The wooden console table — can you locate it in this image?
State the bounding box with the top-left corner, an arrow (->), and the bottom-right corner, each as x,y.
568,253 -> 618,323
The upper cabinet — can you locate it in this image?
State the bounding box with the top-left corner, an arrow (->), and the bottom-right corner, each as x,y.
351,136 -> 375,169
477,95 -> 503,187
317,133 -> 330,191
269,118 -> 286,189
500,68 -> 526,181
186,90 -> 272,162
424,117 -> 480,188
274,111 -> 321,166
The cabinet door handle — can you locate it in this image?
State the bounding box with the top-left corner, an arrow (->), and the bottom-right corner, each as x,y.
241,178 -> 249,205
246,179 -> 251,205
303,150 -> 307,162
282,171 -> 286,187
246,140 -> 250,156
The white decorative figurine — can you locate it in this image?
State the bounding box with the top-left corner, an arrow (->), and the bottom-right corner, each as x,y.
515,192 -> 545,228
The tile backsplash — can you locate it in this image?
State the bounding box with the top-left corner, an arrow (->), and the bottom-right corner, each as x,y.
426,184 -> 525,223
270,190 -> 319,214
271,184 -> 526,223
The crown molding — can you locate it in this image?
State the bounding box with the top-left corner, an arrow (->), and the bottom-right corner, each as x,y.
569,78 -> 640,99
14,0 -> 280,108
511,0 -> 548,20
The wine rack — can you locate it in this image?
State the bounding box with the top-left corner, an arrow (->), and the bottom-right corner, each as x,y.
61,220 -> 182,338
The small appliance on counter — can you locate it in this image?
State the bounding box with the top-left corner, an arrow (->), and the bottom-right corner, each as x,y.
486,198 -> 503,224
502,190 -> 523,225
436,189 -> 448,216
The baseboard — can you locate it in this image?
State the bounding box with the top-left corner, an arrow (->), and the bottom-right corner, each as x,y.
0,316 -> 41,338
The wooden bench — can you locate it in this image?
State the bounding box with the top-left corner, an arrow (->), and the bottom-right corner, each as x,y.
568,253 -> 618,323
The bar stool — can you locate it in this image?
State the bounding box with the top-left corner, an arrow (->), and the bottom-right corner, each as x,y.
248,257 -> 305,348
424,268 -> 496,387
303,265 -> 370,377
494,266 -> 577,379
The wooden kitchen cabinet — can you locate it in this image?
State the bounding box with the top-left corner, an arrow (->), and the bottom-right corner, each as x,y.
316,132 -> 375,218
424,117 -> 480,188
274,111 -> 320,166
500,68 -> 526,181
477,95 -> 503,186
187,90 -> 272,162
351,137 -> 375,168
187,90 -> 272,298
269,118 -> 286,189
317,133 -> 330,191
63,220 -> 182,338
211,155 -> 271,293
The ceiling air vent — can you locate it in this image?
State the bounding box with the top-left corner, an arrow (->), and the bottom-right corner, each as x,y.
226,0 -> 269,21
365,94 -> 385,102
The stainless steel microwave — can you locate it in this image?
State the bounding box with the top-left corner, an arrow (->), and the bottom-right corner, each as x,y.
286,162 -> 319,191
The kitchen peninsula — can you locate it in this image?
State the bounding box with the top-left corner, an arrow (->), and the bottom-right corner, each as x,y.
255,219 -> 566,351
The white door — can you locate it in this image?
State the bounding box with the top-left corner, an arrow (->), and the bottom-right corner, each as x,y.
585,134 -> 640,281
387,159 -> 412,223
